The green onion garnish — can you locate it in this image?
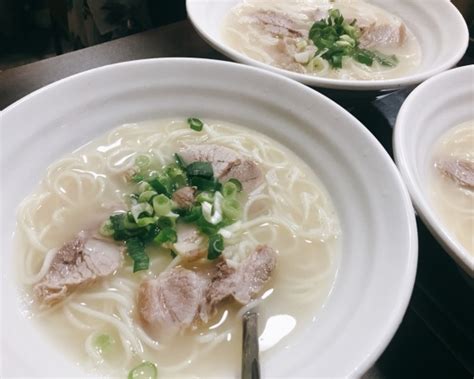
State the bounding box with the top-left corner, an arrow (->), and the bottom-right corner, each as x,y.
128,361 -> 158,379
177,205 -> 202,223
222,181 -> 240,198
222,198 -> 241,221
208,234 -> 224,260
308,9 -> 398,69
186,161 -> 213,178
94,333 -> 115,354
187,117 -> 204,131
174,153 -> 187,169
153,227 -> 177,245
131,203 -> 154,222
228,178 -> 242,192
126,238 -> 149,272
152,194 -> 172,216
190,176 -> 221,192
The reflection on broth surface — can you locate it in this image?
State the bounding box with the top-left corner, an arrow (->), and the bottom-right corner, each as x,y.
16,119 -> 341,377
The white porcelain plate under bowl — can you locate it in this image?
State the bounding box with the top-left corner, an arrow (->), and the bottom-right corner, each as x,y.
1,58 -> 417,378
186,0 -> 468,91
394,65 -> 474,276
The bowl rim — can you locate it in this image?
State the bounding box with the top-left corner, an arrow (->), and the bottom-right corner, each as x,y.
1,57 -> 418,376
186,0 -> 469,91
393,64 -> 474,276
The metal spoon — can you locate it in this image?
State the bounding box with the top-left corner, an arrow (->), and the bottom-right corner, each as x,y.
242,310 -> 260,379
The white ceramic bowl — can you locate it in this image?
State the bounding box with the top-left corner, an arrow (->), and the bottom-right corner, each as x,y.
186,0 -> 468,91
394,65 -> 474,276
1,58 -> 417,378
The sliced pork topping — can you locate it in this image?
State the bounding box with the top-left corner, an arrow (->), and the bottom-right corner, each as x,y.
207,245 -> 277,309
172,186 -> 196,209
172,224 -> 206,261
359,22 -> 407,49
251,10 -> 303,37
137,245 -> 277,331
138,268 -> 209,330
34,234 -> 123,305
436,159 -> 474,190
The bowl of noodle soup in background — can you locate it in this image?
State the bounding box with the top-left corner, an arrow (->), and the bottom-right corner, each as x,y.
186,0 -> 468,92
394,65 -> 474,276
1,58 -> 417,378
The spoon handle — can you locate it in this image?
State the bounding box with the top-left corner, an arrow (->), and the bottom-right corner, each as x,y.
242,311 -> 260,379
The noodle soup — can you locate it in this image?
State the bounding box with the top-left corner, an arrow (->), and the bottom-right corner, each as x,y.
430,120 -> 474,256
16,119 -> 340,377
222,0 -> 421,80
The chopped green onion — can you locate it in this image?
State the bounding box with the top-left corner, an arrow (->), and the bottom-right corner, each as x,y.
222,181 -> 239,198
153,227 -> 177,245
128,361 -> 158,379
187,117 -> 204,132
99,220 -> 114,237
138,191 -> 157,204
148,178 -> 170,197
174,153 -> 187,169
372,50 -> 399,67
196,191 -> 214,204
124,213 -> 141,230
126,238 -> 149,272
131,173 -> 145,183
178,205 -> 202,223
222,198 -> 241,221
110,213 -> 129,240
94,333 -> 115,354
190,176 -> 221,192
354,50 -> 374,66
163,164 -> 188,191
131,203 -> 154,222
138,181 -> 153,193
208,234 -> 224,260
186,162 -> 213,178
153,194 -> 172,216
157,216 -> 174,229
196,215 -> 221,236
135,217 -> 156,228
228,178 -> 242,192
308,8 -> 398,69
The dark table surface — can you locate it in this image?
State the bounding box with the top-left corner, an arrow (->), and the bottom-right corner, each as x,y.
1,20 -> 473,379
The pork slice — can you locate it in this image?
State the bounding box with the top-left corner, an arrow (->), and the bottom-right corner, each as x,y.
172,224 -> 206,261
34,235 -> 123,305
220,159 -> 263,192
138,267 -> 209,330
436,159 -> 474,190
172,186 -> 196,209
252,10 -> 303,37
359,22 -> 407,49
179,144 -> 241,178
207,245 -> 277,309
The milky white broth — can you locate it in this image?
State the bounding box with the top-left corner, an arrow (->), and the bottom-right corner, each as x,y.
430,120 -> 474,256
222,0 -> 421,80
15,119 -> 341,378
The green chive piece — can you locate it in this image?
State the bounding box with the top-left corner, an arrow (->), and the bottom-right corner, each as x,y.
187,117 -> 204,131
186,161 -> 213,178
208,234 -> 224,260
128,361 -> 158,379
